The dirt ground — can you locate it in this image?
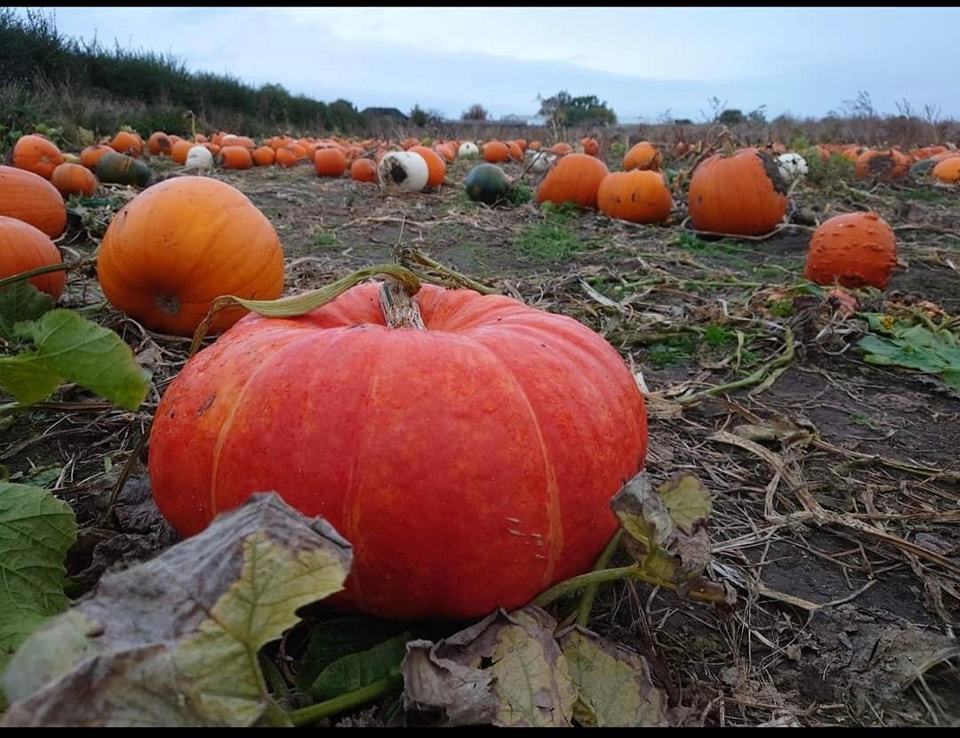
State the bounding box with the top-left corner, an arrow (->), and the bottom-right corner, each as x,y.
5,153 -> 959,726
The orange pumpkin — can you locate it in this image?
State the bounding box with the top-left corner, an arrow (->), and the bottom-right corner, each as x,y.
688,148 -> 787,236
171,140 -> 194,165
536,153 -> 609,210
80,144 -> 114,171
0,165 -> 67,238
148,281 -> 649,620
147,131 -> 173,156
0,215 -> 65,299
528,141 -> 542,151
549,142 -> 573,158
96,177 -> 285,336
597,170 -> 672,224
804,212 -> 897,289
110,131 -> 144,156
434,143 -> 456,164
350,158 -> 378,183
12,134 -> 64,179
855,149 -> 910,181
221,135 -> 256,150
252,146 -> 276,166
219,146 -> 253,170
51,163 -> 98,197
580,137 -> 600,157
931,155 -> 960,184
482,141 -> 511,164
623,141 -> 661,171
409,146 -> 446,189
506,141 -> 524,162
314,147 -> 347,177
275,148 -> 298,168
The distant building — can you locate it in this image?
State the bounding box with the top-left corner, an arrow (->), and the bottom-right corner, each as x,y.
361,107 -> 408,121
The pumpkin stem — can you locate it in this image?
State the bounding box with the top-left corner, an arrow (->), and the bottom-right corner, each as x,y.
379,279 -> 425,330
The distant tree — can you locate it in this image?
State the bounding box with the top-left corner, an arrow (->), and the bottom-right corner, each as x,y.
327,98 -> 360,132
410,104 -> 428,127
537,90 -> 617,127
673,118 -> 693,125
746,105 -> 767,126
717,108 -> 745,126
462,103 -> 488,121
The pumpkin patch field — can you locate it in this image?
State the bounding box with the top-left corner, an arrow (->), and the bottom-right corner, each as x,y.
1,126 -> 959,729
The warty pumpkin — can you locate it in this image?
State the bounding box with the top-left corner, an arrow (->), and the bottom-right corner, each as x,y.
148,280 -> 649,620
96,177 -> 285,336
687,147 -> 787,236
536,153 -> 609,210
51,163 -> 98,197
12,134 -> 64,180
804,211 -> 897,289
0,165 -> 67,238
0,215 -> 65,299
597,170 -> 672,224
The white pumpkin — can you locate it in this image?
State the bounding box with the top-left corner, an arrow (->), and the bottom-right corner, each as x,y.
777,152 -> 808,184
524,149 -> 555,174
184,145 -> 213,171
458,141 -> 480,159
377,151 -> 429,192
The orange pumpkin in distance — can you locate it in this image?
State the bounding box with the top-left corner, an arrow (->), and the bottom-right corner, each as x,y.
96,177 -> 284,336
148,281 -> 649,620
350,158 -> 378,182
623,141 -> 661,171
314,147 -> 347,177
804,212 -> 897,289
0,215 -> 66,299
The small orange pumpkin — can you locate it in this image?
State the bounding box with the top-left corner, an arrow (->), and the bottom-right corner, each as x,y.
275,148 -> 299,168
0,215 -> 65,299
96,177 -> 285,336
110,131 -> 144,156
252,146 -> 276,166
314,147 -> 347,177
80,144 -> 114,171
597,171 -> 672,224
51,163 -> 98,197
171,140 -> 194,165
536,153 -> 609,210
409,146 -> 446,189
147,131 -> 173,156
623,141 -> 661,171
0,165 -> 67,238
688,148 -> 787,236
219,146 -> 253,170
350,158 -> 378,183
804,212 -> 897,289
549,142 -> 573,158
482,141 -> 511,164
854,149 -> 910,181
12,134 -> 64,179
580,137 -> 600,157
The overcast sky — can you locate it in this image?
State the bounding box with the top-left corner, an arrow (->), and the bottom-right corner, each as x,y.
23,6 -> 960,122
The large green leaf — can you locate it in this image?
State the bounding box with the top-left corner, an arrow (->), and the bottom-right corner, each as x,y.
2,493 -> 353,727
311,633 -> 410,701
0,283 -> 54,340
859,314 -> 960,389
0,309 -> 150,410
0,483 -> 77,685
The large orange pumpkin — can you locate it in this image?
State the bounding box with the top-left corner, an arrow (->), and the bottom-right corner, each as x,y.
219,146 -> 253,170
482,141 -> 511,163
148,280 -> 649,620
12,134 -> 64,179
0,215 -> 65,299
313,147 -> 347,177
623,141 -> 661,171
51,163 -> 98,197
252,146 -> 276,167
350,158 -> 378,182
536,153 -> 609,209
688,148 -> 787,236
597,170 -> 672,224
275,148 -> 298,168
96,177 -> 284,336
409,146 -> 446,188
804,212 -> 897,289
932,155 -> 960,184
0,165 -> 67,238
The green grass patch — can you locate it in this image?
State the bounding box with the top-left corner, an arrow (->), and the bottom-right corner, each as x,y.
515,201 -> 584,261
311,230 -> 338,248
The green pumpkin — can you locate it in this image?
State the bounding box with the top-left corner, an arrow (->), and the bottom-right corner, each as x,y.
96,151 -> 152,187
465,163 -> 511,206
909,158 -> 937,177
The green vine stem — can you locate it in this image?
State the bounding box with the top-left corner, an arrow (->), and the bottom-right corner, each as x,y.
287,674 -> 404,727
0,261 -> 81,291
575,529 -> 623,627
533,562 -> 730,609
